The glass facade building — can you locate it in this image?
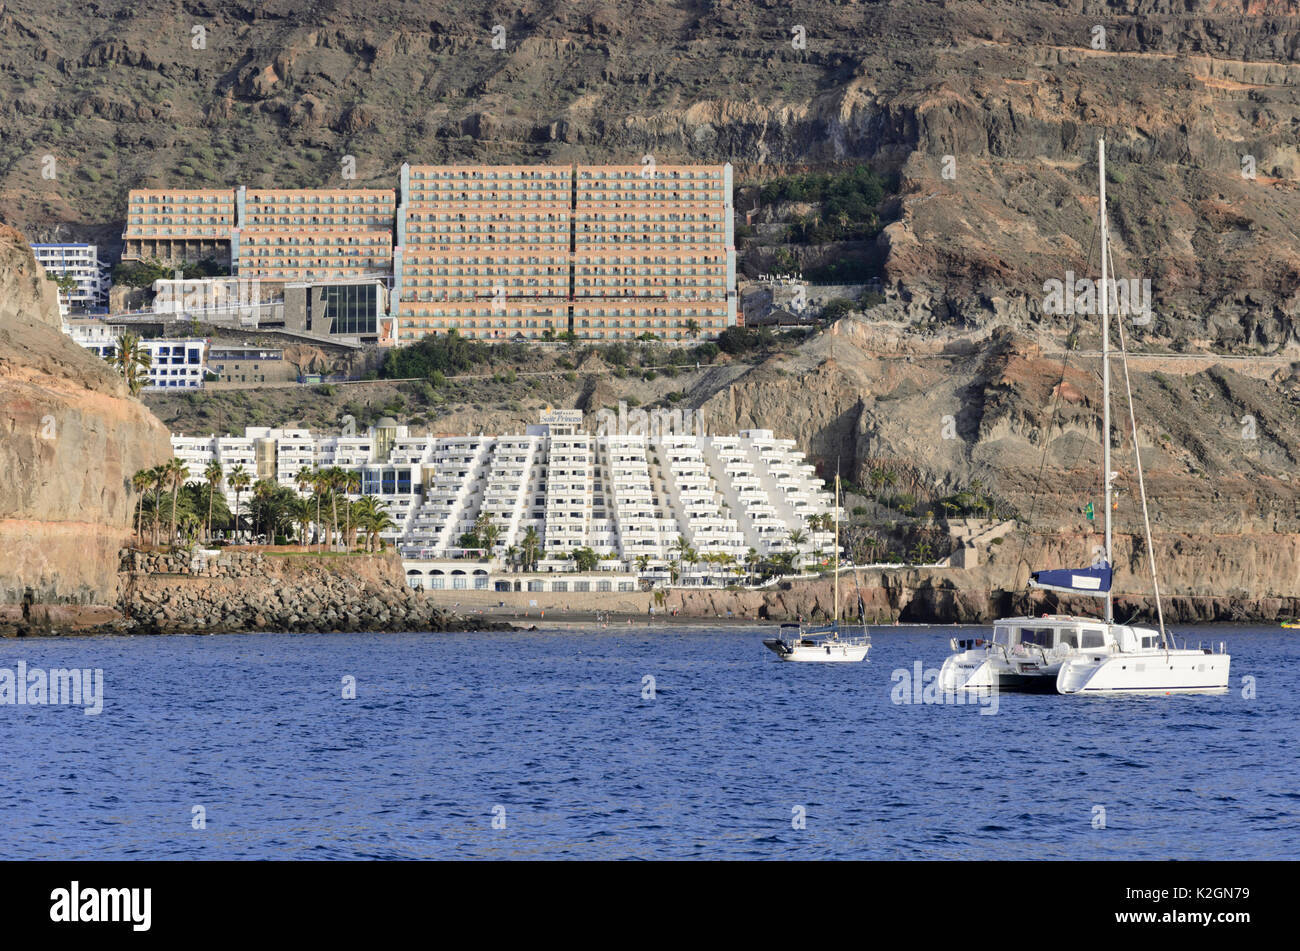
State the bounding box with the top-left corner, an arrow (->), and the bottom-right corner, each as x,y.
322,283 -> 378,335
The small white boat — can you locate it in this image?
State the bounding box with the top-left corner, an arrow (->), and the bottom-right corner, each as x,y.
762,474 -> 871,663
764,623 -> 872,663
938,137 -> 1230,697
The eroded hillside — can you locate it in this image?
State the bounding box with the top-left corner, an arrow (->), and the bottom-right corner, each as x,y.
1,0 -> 1298,347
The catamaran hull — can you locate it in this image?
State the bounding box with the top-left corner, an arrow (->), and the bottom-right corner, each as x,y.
1056,652 -> 1231,695
938,652 -> 1057,693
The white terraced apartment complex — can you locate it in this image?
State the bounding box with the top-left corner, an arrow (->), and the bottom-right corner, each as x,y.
171,411 -> 839,581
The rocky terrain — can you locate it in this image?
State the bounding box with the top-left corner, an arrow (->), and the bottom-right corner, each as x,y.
695,317 -> 1300,532
1,549 -> 516,635
0,224 -> 172,604
1,0 -> 1298,346
670,530 -> 1300,625
2,1 -> 1299,620
117,549 -> 512,635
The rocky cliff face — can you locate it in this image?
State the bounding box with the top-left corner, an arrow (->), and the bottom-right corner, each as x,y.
699,317 -> 1300,534
670,527 -> 1300,625
0,224 -> 172,604
2,1 -> 1298,346
116,550 -> 508,634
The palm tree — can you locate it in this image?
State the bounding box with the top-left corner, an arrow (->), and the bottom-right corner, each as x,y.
324,466 -> 347,549
683,544 -> 699,581
148,464 -> 168,545
744,547 -> 760,584
348,496 -> 377,551
358,499 -> 395,552
297,467 -> 323,550
203,461 -> 223,543
177,510 -> 201,545
165,457 -> 188,546
227,464 -> 251,543
520,526 -> 542,572
251,479 -> 276,543
786,527 -> 807,569
635,554 -> 651,575
670,534 -> 691,581
306,468 -> 330,549
289,496 -> 314,549
343,470 -> 361,549
110,333 -> 152,395
131,469 -> 152,543
476,514 -> 502,556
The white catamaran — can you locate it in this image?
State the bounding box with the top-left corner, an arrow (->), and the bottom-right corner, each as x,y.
938,137 -> 1230,696
763,475 -> 872,663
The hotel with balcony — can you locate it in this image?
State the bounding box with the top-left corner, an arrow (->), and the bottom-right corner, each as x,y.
392,163 -> 735,343
31,243 -> 110,316
233,187 -> 397,282
121,189 -> 237,265
393,164 -> 573,343
169,411 -> 833,589
570,164 -> 734,340
122,164 -> 735,343
65,319 -> 207,389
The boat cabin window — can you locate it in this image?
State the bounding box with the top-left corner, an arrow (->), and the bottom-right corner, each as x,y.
1141,635 -> 1158,649
1020,627 -> 1054,648
993,625 -> 1011,645
1080,628 -> 1106,649
1059,629 -> 1078,649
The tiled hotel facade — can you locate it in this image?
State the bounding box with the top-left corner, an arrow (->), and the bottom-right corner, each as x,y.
393,163 -> 736,342
235,187 -> 396,281
120,162 -> 735,342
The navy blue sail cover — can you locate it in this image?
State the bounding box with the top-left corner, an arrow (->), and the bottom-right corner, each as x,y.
1030,563 -> 1112,595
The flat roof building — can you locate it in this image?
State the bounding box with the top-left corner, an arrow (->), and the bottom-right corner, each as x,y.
234,186 -> 397,281
121,163 -> 736,343
31,243 -> 110,316
393,163 -> 735,343
122,189 -> 237,265
66,320 -> 207,390
169,411 -> 834,581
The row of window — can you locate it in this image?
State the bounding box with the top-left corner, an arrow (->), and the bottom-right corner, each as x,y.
244,217 -> 392,226
241,237 -> 391,247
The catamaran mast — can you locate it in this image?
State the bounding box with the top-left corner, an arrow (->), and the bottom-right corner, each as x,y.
834,474 -> 840,627
1099,137 -> 1114,626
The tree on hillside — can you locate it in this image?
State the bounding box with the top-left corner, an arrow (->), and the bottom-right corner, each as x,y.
111,333 -> 152,395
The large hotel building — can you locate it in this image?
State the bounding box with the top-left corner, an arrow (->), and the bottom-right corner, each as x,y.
123,187 -> 396,282
172,411 -> 834,590
121,163 -> 735,343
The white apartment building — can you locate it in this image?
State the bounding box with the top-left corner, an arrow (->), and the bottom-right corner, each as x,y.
168,412 -> 837,583
32,243 -> 110,316
64,318 -> 121,358
64,319 -> 207,390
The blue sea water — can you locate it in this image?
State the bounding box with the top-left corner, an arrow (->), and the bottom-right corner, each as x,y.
0,624 -> 1294,860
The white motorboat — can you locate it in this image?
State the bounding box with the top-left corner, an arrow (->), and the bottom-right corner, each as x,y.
938,137 -> 1230,696
762,475 -> 872,663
